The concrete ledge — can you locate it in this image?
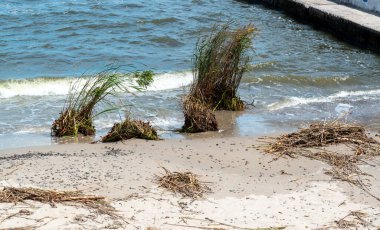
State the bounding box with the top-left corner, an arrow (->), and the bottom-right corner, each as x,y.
246,0 -> 380,52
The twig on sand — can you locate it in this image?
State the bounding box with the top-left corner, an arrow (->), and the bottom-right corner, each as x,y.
170,217 -> 286,230
0,226 -> 36,230
166,222 -> 285,230
334,211 -> 370,228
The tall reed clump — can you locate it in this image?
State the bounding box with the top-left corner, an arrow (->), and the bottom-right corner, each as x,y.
51,70 -> 153,137
182,23 -> 255,132
191,23 -> 255,111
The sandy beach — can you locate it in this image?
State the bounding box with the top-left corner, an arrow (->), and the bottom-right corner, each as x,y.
0,135 -> 379,229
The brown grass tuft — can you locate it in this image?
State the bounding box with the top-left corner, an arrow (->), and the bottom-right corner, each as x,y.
156,167 -> 211,199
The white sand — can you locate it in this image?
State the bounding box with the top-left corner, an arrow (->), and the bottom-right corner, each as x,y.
0,137 -> 380,229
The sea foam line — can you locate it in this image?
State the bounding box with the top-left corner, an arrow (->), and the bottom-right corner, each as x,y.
268,89 -> 380,110
0,71 -> 193,99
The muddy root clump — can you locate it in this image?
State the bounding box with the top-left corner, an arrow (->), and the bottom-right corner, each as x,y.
52,109 -> 95,137
181,96 -> 218,133
102,119 -> 158,142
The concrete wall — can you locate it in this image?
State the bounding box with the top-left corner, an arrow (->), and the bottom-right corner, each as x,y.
332,0 -> 380,14
245,0 -> 380,53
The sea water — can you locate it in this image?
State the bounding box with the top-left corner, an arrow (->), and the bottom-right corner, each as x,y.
0,0 -> 380,149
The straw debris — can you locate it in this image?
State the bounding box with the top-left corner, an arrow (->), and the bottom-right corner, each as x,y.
102,118 -> 159,142
0,187 -> 115,216
264,120 -> 380,200
266,121 -> 378,156
156,167 -> 211,198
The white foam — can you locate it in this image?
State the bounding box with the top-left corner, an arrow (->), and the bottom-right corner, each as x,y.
0,78 -> 75,98
268,89 -> 380,110
0,71 -> 193,99
151,117 -> 183,130
147,71 -> 192,91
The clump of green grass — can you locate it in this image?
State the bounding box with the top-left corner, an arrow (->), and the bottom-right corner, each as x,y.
190,23 -> 255,111
181,23 -> 255,133
101,118 -> 158,142
51,70 -> 153,137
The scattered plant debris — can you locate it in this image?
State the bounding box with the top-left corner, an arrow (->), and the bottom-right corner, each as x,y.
334,211 -> 370,228
266,121 -> 379,156
0,187 -> 115,216
264,120 -> 380,201
156,167 -> 211,198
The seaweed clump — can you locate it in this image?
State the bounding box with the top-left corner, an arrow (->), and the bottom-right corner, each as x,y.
51,70 -> 153,137
182,24 -> 255,133
102,118 -> 158,142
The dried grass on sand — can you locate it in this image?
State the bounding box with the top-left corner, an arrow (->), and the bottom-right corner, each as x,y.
0,187 -> 115,216
156,167 -> 211,199
264,120 -> 380,200
266,121 -> 379,156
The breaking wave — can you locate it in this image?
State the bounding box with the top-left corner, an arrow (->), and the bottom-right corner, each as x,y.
268,89 -> 380,110
0,71 -> 193,99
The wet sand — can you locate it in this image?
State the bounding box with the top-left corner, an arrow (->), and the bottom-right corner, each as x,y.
0,136 -> 380,229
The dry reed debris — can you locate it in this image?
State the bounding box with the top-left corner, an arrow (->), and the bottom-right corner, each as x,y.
0,187 -> 115,216
156,167 -> 211,199
264,120 -> 380,201
266,121 -> 379,157
334,211 -> 369,228
102,118 -> 158,142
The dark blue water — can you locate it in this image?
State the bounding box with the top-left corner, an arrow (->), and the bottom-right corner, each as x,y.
0,0 -> 380,149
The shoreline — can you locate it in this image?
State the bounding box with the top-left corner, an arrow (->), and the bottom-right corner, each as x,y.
1,135 -> 380,229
